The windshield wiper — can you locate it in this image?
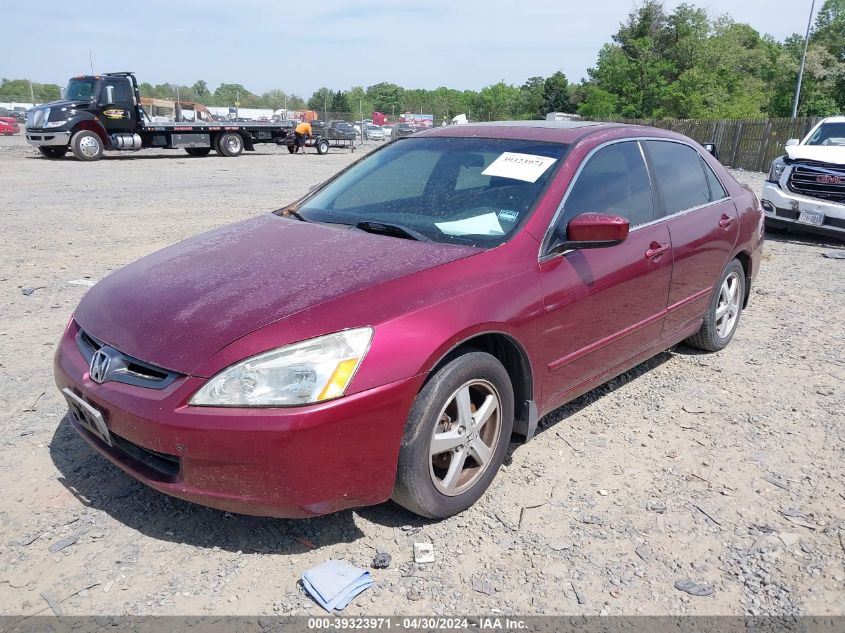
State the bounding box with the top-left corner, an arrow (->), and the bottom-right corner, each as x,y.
355,221 -> 430,242
276,207 -> 308,222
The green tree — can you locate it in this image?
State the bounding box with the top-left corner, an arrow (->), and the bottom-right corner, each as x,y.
542,71 -> 572,115
331,90 -> 350,112
308,87 -> 334,113
192,80 -> 209,98
519,76 -> 545,119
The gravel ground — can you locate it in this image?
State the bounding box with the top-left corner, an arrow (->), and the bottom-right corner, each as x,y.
0,135 -> 843,617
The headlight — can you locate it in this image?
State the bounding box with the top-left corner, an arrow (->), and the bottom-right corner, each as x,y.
767,157 -> 786,183
44,120 -> 68,128
189,327 -> 373,407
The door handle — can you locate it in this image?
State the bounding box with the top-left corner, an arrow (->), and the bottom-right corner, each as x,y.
719,214 -> 736,229
645,242 -> 670,260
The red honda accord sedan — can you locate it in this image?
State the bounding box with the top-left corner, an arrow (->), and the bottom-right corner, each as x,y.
55,121 -> 763,518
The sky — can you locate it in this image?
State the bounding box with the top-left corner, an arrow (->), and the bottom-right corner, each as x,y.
0,0 -> 821,98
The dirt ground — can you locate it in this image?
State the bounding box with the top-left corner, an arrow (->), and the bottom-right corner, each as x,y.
0,134 -> 843,618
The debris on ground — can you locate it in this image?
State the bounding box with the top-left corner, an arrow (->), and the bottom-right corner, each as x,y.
674,579 -> 716,597
413,543 -> 434,564
372,551 -> 391,569
47,534 -> 79,553
301,560 -> 374,612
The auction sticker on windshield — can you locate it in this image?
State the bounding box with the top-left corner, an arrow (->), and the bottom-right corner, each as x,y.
482,152 -> 557,183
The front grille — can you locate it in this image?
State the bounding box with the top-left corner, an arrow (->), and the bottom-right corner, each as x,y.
788,163 -> 845,203
76,328 -> 181,390
26,108 -> 48,129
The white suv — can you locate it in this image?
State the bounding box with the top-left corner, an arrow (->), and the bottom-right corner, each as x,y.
762,116 -> 845,240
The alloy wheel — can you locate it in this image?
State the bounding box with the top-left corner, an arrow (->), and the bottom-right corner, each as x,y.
715,271 -> 741,338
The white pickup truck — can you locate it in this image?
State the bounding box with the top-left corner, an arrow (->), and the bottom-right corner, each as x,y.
762,116 -> 845,240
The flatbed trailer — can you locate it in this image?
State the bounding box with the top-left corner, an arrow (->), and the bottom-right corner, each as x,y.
24,72 -> 337,160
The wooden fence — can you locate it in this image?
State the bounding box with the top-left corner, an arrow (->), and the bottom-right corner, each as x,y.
599,117 -> 822,173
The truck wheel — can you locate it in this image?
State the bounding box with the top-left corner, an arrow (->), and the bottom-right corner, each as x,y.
70,131 -> 103,161
39,147 -> 67,159
185,147 -> 211,157
216,133 -> 243,157
315,139 -> 329,155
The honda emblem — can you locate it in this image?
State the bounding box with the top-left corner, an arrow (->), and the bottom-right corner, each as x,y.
89,350 -> 111,384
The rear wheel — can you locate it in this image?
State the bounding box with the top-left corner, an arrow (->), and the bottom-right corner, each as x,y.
216,132 -> 243,157
185,147 -> 211,157
315,138 -> 330,155
39,146 -> 67,159
685,259 -> 745,352
392,352 -> 514,518
70,130 -> 103,161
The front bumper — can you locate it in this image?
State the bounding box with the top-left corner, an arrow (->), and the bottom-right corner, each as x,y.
54,320 -> 420,518
25,129 -> 71,147
762,181 -> 845,240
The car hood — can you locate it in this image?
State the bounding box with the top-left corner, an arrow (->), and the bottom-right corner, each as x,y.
786,144 -> 845,165
74,215 -> 478,376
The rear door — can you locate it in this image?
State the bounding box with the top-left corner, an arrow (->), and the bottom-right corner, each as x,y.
538,140 -> 673,402
642,141 -> 739,339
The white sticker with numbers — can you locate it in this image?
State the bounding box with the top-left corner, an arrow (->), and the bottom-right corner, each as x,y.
481,152 -> 557,183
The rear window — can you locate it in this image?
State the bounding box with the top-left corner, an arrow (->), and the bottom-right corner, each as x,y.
644,141 -> 711,215
295,137 -> 568,247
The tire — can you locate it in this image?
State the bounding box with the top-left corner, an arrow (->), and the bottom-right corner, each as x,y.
315,138 -> 330,155
70,130 -> 103,161
216,132 -> 243,157
685,259 -> 746,352
39,146 -> 67,159
392,352 -> 514,519
287,144 -> 296,154
185,147 -> 211,157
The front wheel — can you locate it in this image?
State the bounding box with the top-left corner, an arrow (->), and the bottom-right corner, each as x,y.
185,147 -> 211,157
39,146 -> 67,159
315,138 -> 329,155
216,132 -> 243,157
685,259 -> 746,352
70,130 -> 103,161
393,352 -> 514,519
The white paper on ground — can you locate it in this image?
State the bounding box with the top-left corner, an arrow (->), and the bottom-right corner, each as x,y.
435,213 -> 504,236
481,152 -> 557,183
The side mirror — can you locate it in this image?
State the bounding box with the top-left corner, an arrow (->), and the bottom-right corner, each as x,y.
785,139 -> 800,147
548,213 -> 630,255
703,143 -> 719,160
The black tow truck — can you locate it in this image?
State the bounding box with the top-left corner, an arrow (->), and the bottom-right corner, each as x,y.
25,72 -> 334,160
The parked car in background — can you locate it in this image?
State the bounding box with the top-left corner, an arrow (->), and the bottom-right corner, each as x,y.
365,124 -> 385,141
328,121 -> 356,141
55,121 -> 762,520
393,123 -> 415,139
763,116 -> 845,240
381,124 -> 394,137
0,118 -> 19,135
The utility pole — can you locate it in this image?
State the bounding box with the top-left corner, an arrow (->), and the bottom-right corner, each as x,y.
89,50 -> 94,75
359,98 -> 364,144
792,0 -> 817,118
29,80 -> 35,106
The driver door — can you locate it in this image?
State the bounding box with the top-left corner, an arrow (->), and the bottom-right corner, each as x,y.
539,140 -> 673,402
97,78 -> 136,134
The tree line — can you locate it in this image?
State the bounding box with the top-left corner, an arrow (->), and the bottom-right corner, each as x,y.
3,1 -> 843,121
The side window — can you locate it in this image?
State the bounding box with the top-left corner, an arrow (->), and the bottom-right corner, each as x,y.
701,158 -> 727,201
331,149 -> 440,210
645,141 -> 711,214
101,80 -> 132,107
560,141 -> 655,228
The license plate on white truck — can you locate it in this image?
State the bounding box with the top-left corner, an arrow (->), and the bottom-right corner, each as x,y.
798,210 -> 824,226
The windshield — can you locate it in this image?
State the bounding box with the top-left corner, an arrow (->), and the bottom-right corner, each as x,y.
296,137 -> 567,247
806,122 -> 845,147
65,78 -> 98,101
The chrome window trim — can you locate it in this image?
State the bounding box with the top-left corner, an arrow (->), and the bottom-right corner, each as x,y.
539,136 -> 733,261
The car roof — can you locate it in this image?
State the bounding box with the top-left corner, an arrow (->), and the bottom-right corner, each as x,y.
820,116 -> 845,124
417,120 -> 622,143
